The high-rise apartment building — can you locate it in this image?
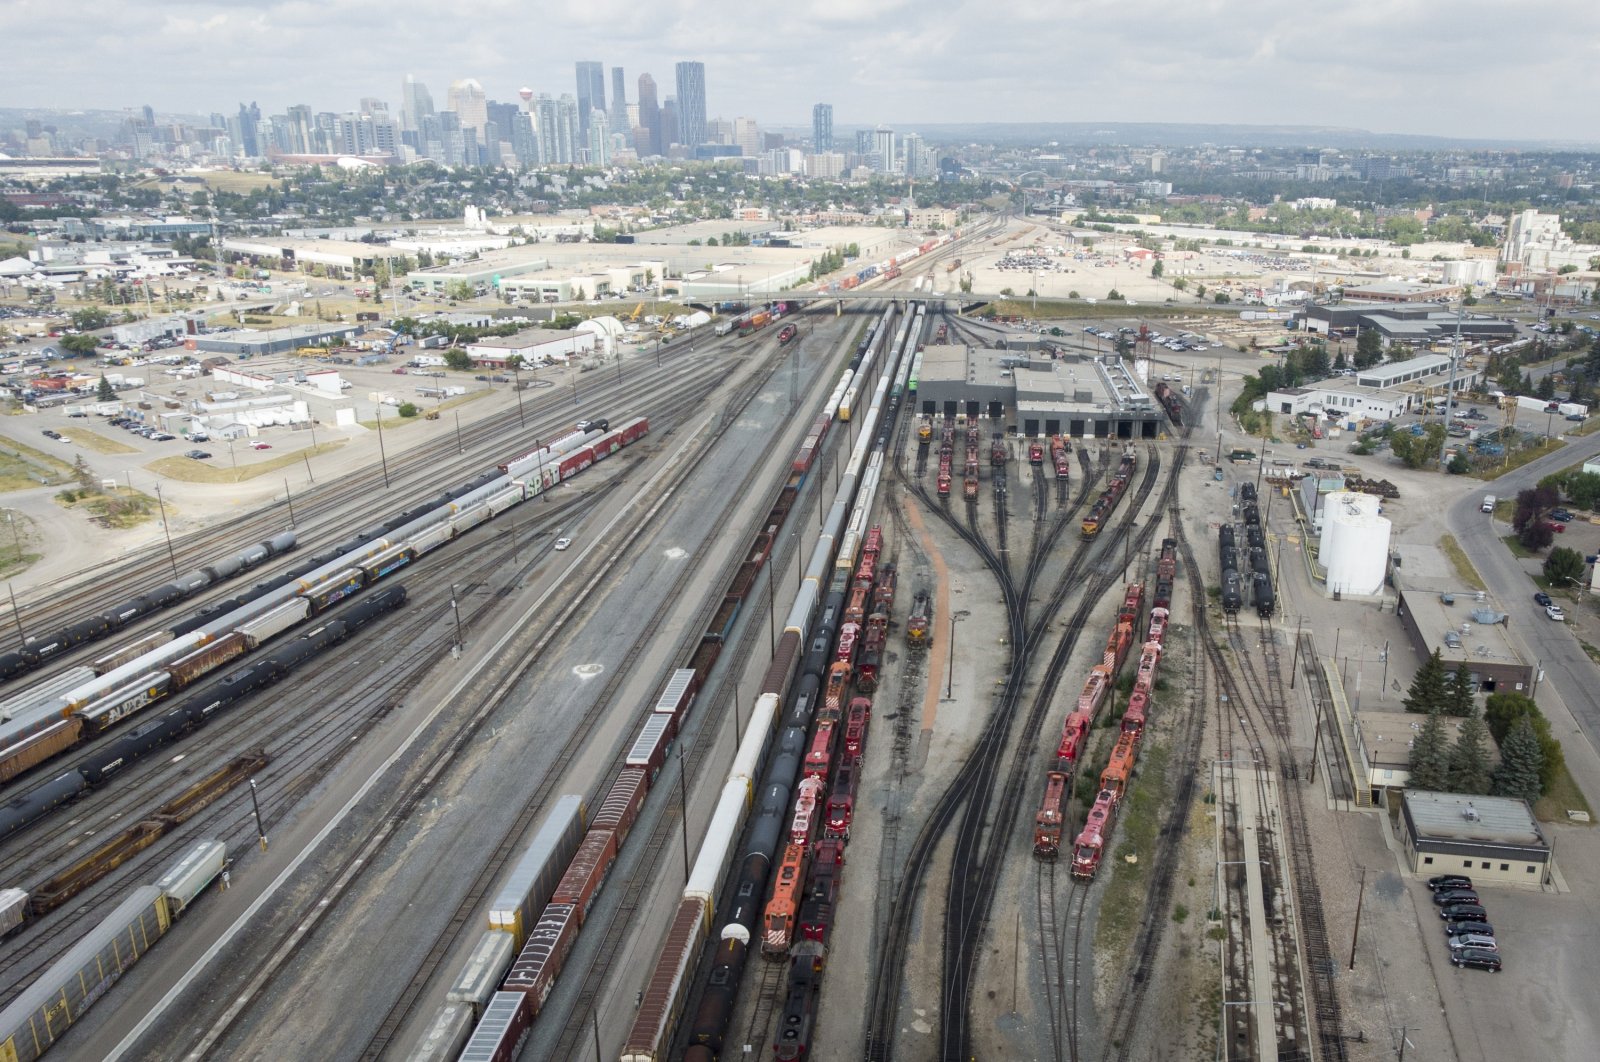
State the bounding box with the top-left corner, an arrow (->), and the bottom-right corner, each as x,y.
636,74 -> 660,156
733,117 -> 761,157
812,104 -> 833,152
674,61 -> 706,149
873,127 -> 896,173
588,112 -> 610,166
575,60 -> 605,140
901,132 -> 924,178
236,102 -> 261,158
661,97 -> 679,152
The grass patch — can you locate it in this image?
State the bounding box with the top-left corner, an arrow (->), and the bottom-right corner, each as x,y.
357,387 -> 491,429
55,486 -> 157,528
1535,761 -> 1595,825
59,426 -> 138,455
136,171 -> 282,194
1096,741 -> 1173,958
0,435 -> 75,490
1579,640 -> 1600,666
1493,499 -> 1516,521
1438,534 -> 1487,592
1502,534 -> 1536,560
147,439 -> 348,484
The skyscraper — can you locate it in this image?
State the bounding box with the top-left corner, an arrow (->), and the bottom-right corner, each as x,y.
660,97 -> 679,153
674,61 -> 706,149
610,67 -> 629,147
636,73 -> 660,156
873,127 -> 896,173
812,104 -> 833,152
447,79 -> 488,137
588,111 -> 610,166
236,102 -> 261,158
575,61 -> 605,141
401,75 -> 434,132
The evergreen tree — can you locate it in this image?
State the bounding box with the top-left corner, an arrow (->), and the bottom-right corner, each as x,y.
1490,716 -> 1545,802
1445,662 -> 1476,718
1408,708 -> 1452,791
96,375 -> 116,402
1447,714 -> 1492,795
1403,649 -> 1448,715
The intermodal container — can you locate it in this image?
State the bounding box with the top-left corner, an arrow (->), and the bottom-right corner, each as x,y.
446,930 -> 518,1016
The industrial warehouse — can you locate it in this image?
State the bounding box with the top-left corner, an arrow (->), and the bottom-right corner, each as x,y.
914,343 -> 1171,438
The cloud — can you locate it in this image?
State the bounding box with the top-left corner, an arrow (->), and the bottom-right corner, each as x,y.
0,0 -> 1592,140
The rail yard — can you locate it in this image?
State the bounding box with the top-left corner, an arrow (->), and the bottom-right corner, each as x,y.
0,214 -> 1468,1062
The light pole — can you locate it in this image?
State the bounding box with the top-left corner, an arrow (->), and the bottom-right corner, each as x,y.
249,778 -> 268,851
512,364 -> 526,428
153,483 -> 179,576
946,610 -> 968,698
375,401 -> 391,488
450,583 -> 465,651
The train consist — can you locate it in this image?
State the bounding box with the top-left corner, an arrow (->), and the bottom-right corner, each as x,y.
1035,539 -> 1178,878
405,311 -> 911,1061
818,234 -> 957,294
0,533 -> 299,684
0,585 -> 408,842
1152,380 -> 1185,427
0,416 -> 648,832
1219,482 -> 1275,617
619,305 -> 921,1062
0,838 -> 226,1062
1081,449 -> 1138,538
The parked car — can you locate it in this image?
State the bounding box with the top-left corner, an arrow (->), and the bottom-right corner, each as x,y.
1449,947 -> 1502,972
1541,521 -> 1566,534
1547,604 -> 1566,622
1439,903 -> 1488,922
1432,889 -> 1480,907
1447,932 -> 1498,952
1534,592 -> 1553,607
554,537 -> 572,551
1550,509 -> 1574,521
39,429 -> 59,439
184,449 -> 211,460
1442,921 -> 1493,938
250,442 -> 272,450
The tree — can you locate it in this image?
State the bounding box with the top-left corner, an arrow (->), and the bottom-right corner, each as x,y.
1543,546 -> 1586,589
397,402 -> 419,418
1484,692 -> 1564,793
1519,522 -> 1555,551
1404,648 -> 1449,714
71,307 -> 110,331
1407,708 -> 1452,791
1445,662 -> 1476,718
1490,716 -> 1545,802
1567,471 -> 1600,510
71,454 -> 96,492
1213,291 -> 1231,304
96,375 -> 115,402
1447,713 -> 1492,794
1447,453 -> 1470,474
444,281 -> 474,301
61,333 -> 99,355
1196,284 -> 1207,299
1151,260 -> 1164,279
1108,288 -> 1125,301
1333,350 -> 1348,371
1390,424 -> 1444,469
1354,327 -> 1384,369
443,349 -> 473,372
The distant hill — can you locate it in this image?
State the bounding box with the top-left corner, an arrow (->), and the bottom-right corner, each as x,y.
836,121 -> 1600,151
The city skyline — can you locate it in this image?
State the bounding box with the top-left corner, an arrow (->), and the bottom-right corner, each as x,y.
0,1 -> 1594,141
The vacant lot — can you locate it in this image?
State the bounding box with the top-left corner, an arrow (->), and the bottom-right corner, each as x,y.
148,439 -> 348,484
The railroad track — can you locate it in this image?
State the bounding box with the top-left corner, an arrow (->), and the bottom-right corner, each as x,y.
1036,863 -> 1091,1062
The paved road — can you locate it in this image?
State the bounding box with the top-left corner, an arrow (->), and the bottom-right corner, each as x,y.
1447,435 -> 1600,758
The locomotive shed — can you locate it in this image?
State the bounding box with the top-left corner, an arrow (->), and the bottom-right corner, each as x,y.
914,342 -> 1170,440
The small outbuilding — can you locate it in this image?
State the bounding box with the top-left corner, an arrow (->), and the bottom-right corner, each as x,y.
1401,790 -> 1552,887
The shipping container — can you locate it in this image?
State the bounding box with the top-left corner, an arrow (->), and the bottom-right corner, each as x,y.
446,930 -> 518,1016
501,902 -> 579,1016
153,839 -> 226,913
551,828 -> 618,923
0,885 -> 171,1062
404,1002 -> 475,1062
486,794 -> 585,947
625,714 -> 675,779
591,767 -> 649,844
619,897 -> 707,1062
164,631 -> 249,688
458,991 -> 530,1062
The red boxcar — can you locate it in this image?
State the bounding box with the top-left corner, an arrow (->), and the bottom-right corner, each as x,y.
621,898 -> 706,1061
552,828 -> 618,924
592,767 -> 649,845
501,903 -> 579,1016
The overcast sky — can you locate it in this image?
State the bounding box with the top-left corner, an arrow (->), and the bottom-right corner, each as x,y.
2,0 -> 1592,141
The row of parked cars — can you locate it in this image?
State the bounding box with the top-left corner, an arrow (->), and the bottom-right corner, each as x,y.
1430,874 -> 1502,972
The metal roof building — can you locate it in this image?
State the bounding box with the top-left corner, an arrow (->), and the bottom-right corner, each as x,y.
915,347 -> 1167,439
1401,790 -> 1552,887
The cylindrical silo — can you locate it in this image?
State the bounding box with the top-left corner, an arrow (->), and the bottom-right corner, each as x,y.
1322,491 -> 1391,596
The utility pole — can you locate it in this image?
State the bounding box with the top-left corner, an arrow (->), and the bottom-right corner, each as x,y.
375,403 -> 391,488
154,483 -> 179,577
248,778 -> 268,851
1438,302 -> 1465,470
1348,865 -> 1367,969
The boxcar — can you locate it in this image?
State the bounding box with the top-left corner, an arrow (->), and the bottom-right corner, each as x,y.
486,794 -> 585,947
446,930 -> 518,1017
501,902 -> 579,1017
458,991 -> 530,1062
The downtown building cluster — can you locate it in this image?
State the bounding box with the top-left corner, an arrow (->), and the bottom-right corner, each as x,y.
97,62 -> 937,181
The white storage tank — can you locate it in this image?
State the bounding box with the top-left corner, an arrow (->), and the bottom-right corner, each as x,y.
1322,491 -> 1391,597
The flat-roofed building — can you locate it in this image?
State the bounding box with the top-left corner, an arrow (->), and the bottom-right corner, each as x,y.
916,347 -> 1166,439
193,323 -> 358,357
1342,280 -> 1465,303
1401,790 -> 1552,887
463,328 -> 595,367
1392,551 -> 1533,694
